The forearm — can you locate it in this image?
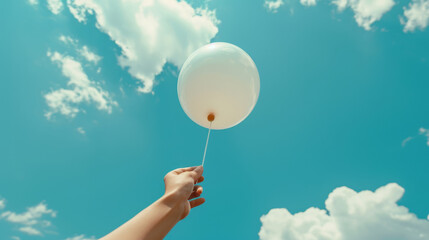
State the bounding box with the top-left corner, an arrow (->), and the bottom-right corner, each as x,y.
100,193 -> 184,240
100,166 -> 204,240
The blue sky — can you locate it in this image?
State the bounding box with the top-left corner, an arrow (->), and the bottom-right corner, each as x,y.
1,0 -> 429,240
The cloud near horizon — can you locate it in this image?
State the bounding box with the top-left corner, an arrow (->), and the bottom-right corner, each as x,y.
65,234 -> 97,240
0,201 -> 56,236
0,196 -> 96,239
259,183 -> 429,240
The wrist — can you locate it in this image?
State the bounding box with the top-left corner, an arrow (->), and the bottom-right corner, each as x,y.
158,191 -> 186,220
163,187 -> 191,203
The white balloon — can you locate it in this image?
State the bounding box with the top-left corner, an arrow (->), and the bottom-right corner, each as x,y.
178,42 -> 260,130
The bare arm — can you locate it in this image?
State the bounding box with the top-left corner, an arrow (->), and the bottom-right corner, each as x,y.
100,166 -> 205,240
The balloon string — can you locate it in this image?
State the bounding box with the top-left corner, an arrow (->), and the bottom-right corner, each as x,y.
201,121 -> 212,167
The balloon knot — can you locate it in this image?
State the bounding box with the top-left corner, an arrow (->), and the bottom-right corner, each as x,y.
207,113 -> 215,122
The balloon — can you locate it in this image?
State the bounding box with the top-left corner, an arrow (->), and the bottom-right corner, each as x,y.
178,42 -> 260,130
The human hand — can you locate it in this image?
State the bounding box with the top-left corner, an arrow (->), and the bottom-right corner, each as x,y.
99,166 -> 205,240
163,166 -> 205,220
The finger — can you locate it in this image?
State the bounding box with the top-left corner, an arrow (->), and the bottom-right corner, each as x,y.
195,176 -> 204,184
189,185 -> 203,199
188,190 -> 201,200
190,198 -> 205,208
186,166 -> 204,182
172,166 -> 198,174
193,185 -> 203,193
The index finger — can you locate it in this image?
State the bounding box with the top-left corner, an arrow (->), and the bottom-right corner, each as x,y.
172,166 -> 199,174
187,166 -> 204,182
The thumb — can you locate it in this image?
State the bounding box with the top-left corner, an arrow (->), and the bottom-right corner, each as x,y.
190,166 -> 204,181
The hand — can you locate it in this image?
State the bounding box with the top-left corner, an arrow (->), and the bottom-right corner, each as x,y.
100,166 -> 206,240
163,166 -> 205,220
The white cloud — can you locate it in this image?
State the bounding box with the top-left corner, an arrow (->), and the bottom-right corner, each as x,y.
77,127 -> 85,135
0,198 -> 5,209
419,127 -> 429,146
47,0 -> 64,15
28,0 -> 38,6
78,46 -> 101,64
1,202 -> 56,236
59,35 -> 78,45
402,136 -> 413,147
333,0 -> 348,11
45,51 -> 117,119
19,226 -> 42,236
59,35 -> 101,64
66,0 -> 219,93
332,0 -> 395,30
0,198 -> 91,238
259,183 -> 429,240
300,0 -> 317,7
1,202 -> 56,225
401,0 -> 429,32
65,234 -> 97,240
265,0 -> 284,13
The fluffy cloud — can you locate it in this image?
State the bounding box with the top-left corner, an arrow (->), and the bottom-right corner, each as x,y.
65,235 -> 97,240
265,0 -> 284,13
401,0 -> 429,32
78,46 -> 101,64
28,0 -> 38,6
332,0 -> 395,30
333,0 -> 348,10
259,183 -> 429,240
0,198 -> 5,209
0,197 -> 94,238
66,0 -> 219,93
59,35 -> 101,64
1,203 -> 56,225
1,202 -> 56,236
45,51 -> 116,119
47,0 -> 64,15
59,35 -> 78,45
77,127 -> 85,135
19,226 -> 42,236
419,127 -> 429,146
300,0 -> 317,6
